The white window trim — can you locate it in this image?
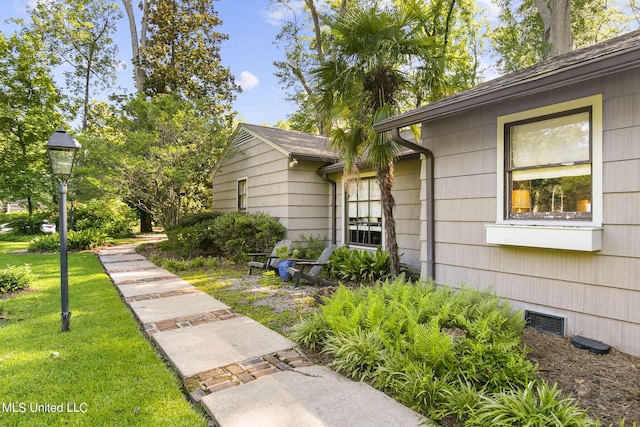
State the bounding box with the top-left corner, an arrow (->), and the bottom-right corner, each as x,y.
342,172 -> 385,250
486,94 -> 603,251
237,177 -> 248,211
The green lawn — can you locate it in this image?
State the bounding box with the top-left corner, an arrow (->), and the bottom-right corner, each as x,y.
0,242 -> 206,426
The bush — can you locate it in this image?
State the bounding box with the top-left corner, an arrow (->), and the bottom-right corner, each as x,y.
167,211 -> 222,229
163,211 -> 285,260
5,212 -> 53,235
27,229 -> 110,252
68,228 -> 110,250
73,199 -> 137,238
28,234 -> 60,253
327,246 -> 391,282
0,265 -> 33,294
295,234 -> 328,260
291,279 -> 537,422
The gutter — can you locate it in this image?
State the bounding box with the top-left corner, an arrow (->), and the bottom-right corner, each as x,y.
390,128 -> 435,281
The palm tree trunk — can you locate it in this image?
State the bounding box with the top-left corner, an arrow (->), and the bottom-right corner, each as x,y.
378,163 -> 401,277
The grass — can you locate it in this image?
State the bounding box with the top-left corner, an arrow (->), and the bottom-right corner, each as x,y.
176,263 -> 307,335
0,241 -> 206,426
144,249 -> 314,336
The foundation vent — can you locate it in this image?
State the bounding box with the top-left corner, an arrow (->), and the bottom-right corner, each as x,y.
524,311 -> 565,336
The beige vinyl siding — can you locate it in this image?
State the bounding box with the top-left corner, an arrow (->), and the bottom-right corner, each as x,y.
285,160 -> 332,242
392,160 -> 421,270
332,158 -> 422,271
420,67 -> 640,356
212,135 -> 332,243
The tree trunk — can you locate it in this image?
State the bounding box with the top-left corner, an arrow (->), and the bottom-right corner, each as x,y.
305,0 -> 324,64
378,163 -> 401,278
534,0 -> 572,58
139,208 -> 153,233
122,0 -> 146,92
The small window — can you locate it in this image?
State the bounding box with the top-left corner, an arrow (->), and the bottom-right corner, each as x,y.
347,177 -> 382,246
237,179 -> 247,211
506,108 -> 592,221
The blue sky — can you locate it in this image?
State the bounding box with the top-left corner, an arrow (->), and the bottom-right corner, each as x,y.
3,1 -> 638,127
2,0 -> 297,126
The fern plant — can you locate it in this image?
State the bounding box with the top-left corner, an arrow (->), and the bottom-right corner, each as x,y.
291,277 -> 540,423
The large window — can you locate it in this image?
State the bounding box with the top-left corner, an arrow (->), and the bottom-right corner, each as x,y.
506,108 -> 592,221
347,177 -> 382,246
237,179 -> 247,211
486,95 -> 603,252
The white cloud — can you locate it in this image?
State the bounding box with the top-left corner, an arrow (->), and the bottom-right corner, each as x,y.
237,71 -> 260,90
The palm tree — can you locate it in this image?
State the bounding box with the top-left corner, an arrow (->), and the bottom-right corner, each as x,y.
314,4 -> 435,277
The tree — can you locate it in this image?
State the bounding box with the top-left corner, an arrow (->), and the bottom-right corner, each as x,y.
80,94 -> 233,227
25,0 -> 122,130
314,2 -> 479,277
0,31 -> 67,215
534,0 -> 572,57
490,0 -> 631,72
122,0 -> 239,117
273,0 -> 482,133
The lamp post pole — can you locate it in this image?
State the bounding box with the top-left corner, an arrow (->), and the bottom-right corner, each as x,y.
46,128 -> 81,333
59,181 -> 71,331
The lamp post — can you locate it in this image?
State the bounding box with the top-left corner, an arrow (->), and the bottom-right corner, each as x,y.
46,128 -> 81,332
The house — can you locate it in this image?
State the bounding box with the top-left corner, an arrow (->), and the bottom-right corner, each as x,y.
0,201 -> 26,213
374,30 -> 640,356
212,123 -> 423,270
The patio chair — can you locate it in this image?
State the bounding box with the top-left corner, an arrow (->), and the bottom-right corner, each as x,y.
286,244 -> 336,286
247,239 -> 292,275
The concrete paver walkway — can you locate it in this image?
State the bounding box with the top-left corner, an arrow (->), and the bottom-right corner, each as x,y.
98,242 -> 428,427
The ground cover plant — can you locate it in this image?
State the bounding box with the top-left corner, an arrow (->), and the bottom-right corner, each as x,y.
140,244 -> 317,335
290,278 -> 598,425
0,241 -> 206,426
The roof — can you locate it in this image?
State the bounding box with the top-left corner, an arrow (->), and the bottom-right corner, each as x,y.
235,123 -> 339,162
375,29 -> 640,132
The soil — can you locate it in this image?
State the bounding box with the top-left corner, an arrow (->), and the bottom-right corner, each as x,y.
522,327 -> 640,425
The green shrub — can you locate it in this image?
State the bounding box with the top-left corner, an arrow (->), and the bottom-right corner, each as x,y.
167,211 -> 222,229
291,278 -> 537,422
163,211 -> 285,259
0,265 -> 33,294
73,199 -> 137,237
211,212 -> 285,260
28,234 -> 60,252
5,212 -> 53,235
68,228 -> 110,250
27,229 -> 110,252
327,246 -> 391,282
296,234 -> 328,260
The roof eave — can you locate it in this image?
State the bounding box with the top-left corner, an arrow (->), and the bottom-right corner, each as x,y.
375,48 -> 640,132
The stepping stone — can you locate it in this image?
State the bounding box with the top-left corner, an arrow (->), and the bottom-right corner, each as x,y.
201,365 -> 426,427
129,292 -> 230,324
116,277 -> 194,298
152,316 -> 295,378
98,254 -> 147,263
103,260 -> 159,273
109,268 -> 177,284
98,247 -> 137,256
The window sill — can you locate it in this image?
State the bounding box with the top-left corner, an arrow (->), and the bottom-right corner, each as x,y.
485,224 -> 602,252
